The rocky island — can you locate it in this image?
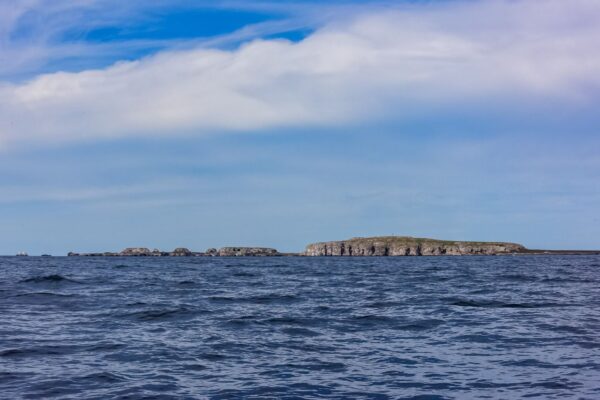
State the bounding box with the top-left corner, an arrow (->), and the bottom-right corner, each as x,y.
206,247 -> 280,257
68,247 -> 282,257
65,236 -> 599,257
304,236 -> 526,256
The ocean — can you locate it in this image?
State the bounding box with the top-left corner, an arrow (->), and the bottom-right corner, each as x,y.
1,256 -> 599,399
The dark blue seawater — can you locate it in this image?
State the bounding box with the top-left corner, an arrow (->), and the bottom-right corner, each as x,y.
1,256 -> 599,399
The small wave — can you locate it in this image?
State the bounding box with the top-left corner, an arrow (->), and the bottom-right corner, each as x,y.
540,277 -> 594,283
364,300 -> 402,308
380,356 -> 418,365
283,360 -> 347,372
208,295 -> 237,302
20,274 -> 80,284
79,372 -> 126,383
125,301 -> 148,307
281,327 -> 320,337
87,343 -> 126,352
531,379 -> 581,390
222,316 -> 261,327
346,315 -> 397,330
352,314 -> 395,322
232,272 -> 259,278
0,345 -> 78,358
398,319 -> 444,331
446,298 -> 560,309
500,303 -> 539,309
198,353 -> 227,361
405,395 -> 453,400
576,341 -> 600,349
448,299 -> 496,308
454,333 -> 506,344
184,364 -> 207,371
0,371 -> 29,384
209,294 -> 300,304
502,274 -> 537,282
500,358 -> 558,369
248,294 -> 299,304
264,317 -> 314,326
120,307 -> 202,321
15,292 -> 76,298
545,324 -> 589,335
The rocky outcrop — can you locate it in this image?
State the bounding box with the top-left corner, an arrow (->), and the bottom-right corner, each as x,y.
304,236 -> 526,256
68,247 -> 195,256
214,247 -> 281,257
116,248 -> 194,256
120,247 -> 154,256
205,248 -> 218,256
68,251 -> 118,257
171,248 -> 193,257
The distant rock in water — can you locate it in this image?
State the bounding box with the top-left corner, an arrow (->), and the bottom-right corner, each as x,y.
304,236 -> 526,256
68,251 -> 118,257
215,247 -> 281,257
170,248 -> 193,257
118,247 -> 194,256
67,246 -> 281,257
120,247 -> 153,257
205,248 -> 218,257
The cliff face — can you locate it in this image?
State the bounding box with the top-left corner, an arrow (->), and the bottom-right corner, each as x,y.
304,236 -> 525,256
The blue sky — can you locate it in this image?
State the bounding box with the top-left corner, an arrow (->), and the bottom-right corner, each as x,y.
0,0 -> 599,254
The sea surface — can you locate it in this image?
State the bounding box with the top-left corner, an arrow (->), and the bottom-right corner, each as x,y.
0,256 -> 599,399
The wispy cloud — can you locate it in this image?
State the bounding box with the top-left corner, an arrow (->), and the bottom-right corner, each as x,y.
0,0 -> 326,80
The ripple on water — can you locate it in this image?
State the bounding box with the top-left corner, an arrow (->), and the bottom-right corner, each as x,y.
445,297 -> 566,309
281,327 -> 321,337
14,291 -> 76,298
209,293 -> 300,305
118,306 -> 208,322
19,274 -> 81,284
0,345 -> 80,358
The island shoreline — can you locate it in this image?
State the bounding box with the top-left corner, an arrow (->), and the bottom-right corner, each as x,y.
59,236 -> 599,257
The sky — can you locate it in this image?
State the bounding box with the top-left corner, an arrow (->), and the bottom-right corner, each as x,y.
0,0 -> 599,255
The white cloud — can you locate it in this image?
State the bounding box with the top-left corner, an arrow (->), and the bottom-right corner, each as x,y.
1,0 -> 599,147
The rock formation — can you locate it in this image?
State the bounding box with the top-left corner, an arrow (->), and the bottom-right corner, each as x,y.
205,248 -> 218,256
68,251 -> 118,257
304,236 -> 526,256
68,246 -> 282,256
214,247 -> 280,256
171,248 -> 193,257
120,247 -> 154,256
64,237 -> 536,257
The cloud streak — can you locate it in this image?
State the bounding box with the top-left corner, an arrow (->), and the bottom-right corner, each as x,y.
1,0 -> 599,147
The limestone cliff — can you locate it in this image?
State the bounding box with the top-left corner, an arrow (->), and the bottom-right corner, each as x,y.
304,236 -> 525,256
